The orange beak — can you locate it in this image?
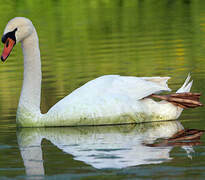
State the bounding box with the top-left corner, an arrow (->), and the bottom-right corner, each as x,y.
1,38 -> 15,62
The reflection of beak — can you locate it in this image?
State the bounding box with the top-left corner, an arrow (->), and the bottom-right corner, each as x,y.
1,38 -> 16,62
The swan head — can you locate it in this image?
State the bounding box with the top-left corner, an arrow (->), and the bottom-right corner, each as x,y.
1,17 -> 34,61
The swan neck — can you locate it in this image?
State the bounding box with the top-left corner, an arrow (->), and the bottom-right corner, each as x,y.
18,29 -> 42,114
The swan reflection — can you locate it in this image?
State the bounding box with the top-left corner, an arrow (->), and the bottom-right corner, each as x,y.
17,121 -> 203,177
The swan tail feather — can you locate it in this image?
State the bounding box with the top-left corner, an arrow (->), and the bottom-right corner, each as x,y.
149,74 -> 203,109
176,73 -> 192,93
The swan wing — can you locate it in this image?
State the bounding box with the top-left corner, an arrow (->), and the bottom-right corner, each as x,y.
106,75 -> 171,100
51,75 -> 171,107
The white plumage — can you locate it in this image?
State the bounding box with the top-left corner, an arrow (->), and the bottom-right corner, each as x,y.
1,17 -> 194,127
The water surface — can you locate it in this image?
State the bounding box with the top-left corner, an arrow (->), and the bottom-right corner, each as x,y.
0,0 -> 205,179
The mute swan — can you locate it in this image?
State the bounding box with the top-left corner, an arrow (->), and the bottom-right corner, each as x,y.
1,17 -> 203,127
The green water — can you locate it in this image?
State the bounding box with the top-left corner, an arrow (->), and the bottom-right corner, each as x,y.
0,0 -> 205,179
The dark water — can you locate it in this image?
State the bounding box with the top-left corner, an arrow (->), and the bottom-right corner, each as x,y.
0,0 -> 205,179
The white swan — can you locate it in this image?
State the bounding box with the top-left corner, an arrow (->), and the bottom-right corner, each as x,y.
1,17 -> 202,127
